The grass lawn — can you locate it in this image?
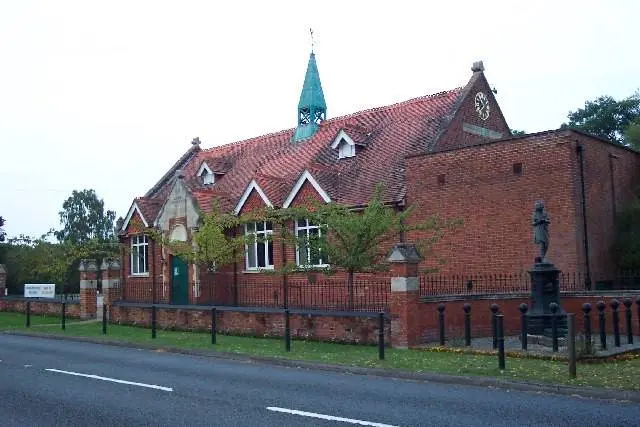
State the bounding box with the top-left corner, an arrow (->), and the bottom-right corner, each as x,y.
1,311 -> 638,391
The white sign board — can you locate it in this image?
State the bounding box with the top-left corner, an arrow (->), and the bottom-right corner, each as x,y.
24,284 -> 56,298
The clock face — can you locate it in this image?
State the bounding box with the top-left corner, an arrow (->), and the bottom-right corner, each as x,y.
474,92 -> 490,120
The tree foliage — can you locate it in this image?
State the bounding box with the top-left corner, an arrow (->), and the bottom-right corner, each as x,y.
0,233 -> 118,294
54,189 -> 116,244
563,92 -> 640,146
150,206 -> 246,271
614,193 -> 640,270
511,129 -> 526,136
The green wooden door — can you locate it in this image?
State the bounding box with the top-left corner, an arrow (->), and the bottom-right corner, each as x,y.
171,257 -> 189,305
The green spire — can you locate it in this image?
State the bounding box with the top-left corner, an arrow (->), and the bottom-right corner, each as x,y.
294,52 -> 326,142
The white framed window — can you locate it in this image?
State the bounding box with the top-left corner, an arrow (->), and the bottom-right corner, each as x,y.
202,170 -> 215,185
338,139 -> 355,159
245,221 -> 274,270
131,234 -> 149,275
295,218 -> 328,267
197,162 -> 215,185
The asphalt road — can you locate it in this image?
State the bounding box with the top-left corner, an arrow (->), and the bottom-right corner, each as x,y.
0,334 -> 638,427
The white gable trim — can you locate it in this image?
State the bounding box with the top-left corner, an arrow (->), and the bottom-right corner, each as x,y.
120,201 -> 149,232
234,179 -> 273,215
197,162 -> 213,177
282,170 -> 331,208
330,129 -> 356,149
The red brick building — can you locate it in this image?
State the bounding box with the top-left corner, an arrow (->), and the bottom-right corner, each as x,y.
118,53 -> 640,305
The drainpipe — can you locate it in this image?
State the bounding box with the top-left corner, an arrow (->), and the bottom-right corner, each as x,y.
608,154 -> 618,223
576,143 -> 592,290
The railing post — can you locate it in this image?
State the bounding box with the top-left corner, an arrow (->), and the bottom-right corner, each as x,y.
490,303 -> 499,350
550,302 -> 559,352
582,303 -> 592,354
623,298 -> 633,345
611,299 -> 620,347
463,303 -> 471,346
61,302 -> 66,331
567,313 -> 577,378
151,305 -> 157,339
211,307 -> 217,345
378,312 -> 385,360
102,304 -> 107,335
597,301 -> 606,350
497,314 -> 505,370
25,301 -> 31,328
284,309 -> 291,352
438,303 -> 446,346
519,303 -> 528,350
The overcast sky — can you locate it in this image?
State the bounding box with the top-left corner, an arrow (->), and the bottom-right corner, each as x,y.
1,0 -> 638,239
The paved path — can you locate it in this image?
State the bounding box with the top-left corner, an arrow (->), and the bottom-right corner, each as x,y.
0,334 -> 638,426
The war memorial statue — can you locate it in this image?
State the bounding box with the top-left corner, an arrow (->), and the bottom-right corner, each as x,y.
527,200 -> 567,336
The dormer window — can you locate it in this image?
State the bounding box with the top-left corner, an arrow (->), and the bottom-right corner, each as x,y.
331,130 -> 359,159
197,162 -> 215,185
338,140 -> 355,159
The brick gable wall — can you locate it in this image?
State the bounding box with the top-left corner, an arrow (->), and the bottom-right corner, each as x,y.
435,73 -> 511,152
405,131 -> 640,280
406,132 -> 581,275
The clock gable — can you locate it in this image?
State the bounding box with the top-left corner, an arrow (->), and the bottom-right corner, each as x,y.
431,62 -> 511,152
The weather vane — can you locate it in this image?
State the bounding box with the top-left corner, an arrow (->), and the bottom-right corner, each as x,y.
310,28 -> 315,53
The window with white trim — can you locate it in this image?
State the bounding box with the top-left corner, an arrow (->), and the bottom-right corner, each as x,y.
338,139 -> 355,159
131,235 -> 149,275
202,170 -> 215,185
295,218 -> 327,267
245,221 -> 274,270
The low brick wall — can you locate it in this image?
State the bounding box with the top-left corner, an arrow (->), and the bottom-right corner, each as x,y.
419,292 -> 640,344
110,305 -> 389,345
0,298 -> 80,318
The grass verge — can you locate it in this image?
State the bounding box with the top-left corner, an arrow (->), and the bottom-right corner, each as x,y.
1,312 -> 638,391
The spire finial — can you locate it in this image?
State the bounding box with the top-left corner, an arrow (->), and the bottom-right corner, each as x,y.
309,28 -> 315,53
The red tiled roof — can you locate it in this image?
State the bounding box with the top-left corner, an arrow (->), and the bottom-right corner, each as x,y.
138,87 -> 464,219
134,198 -> 163,225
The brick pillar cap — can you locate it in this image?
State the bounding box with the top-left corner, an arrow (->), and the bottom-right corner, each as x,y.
79,259 -> 98,272
387,243 -> 421,264
0,264 -> 6,274
100,258 -> 121,271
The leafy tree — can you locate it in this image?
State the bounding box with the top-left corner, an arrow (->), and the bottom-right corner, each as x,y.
1,232 -> 118,295
563,92 -> 640,145
153,207 -> 245,270
624,120 -> 640,150
511,129 -> 526,136
614,193 -> 640,270
308,186 -> 462,308
55,189 -> 116,244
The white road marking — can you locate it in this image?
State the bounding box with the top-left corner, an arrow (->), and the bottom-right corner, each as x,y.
45,369 -> 173,392
266,407 -> 398,427
24,364 -> 32,368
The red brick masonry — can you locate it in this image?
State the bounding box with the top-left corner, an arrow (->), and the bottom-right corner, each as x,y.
0,299 -> 80,318
110,305 -> 390,345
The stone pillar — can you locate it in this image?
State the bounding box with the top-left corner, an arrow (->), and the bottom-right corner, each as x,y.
0,264 -> 7,297
101,258 -> 121,317
388,243 -> 422,348
79,259 -> 98,320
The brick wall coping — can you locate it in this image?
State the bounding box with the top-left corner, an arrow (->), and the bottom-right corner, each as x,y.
0,296 -> 80,305
112,301 -> 385,318
421,290 -> 640,303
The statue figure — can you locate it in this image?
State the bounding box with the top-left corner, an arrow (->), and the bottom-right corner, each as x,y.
532,200 -> 550,261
